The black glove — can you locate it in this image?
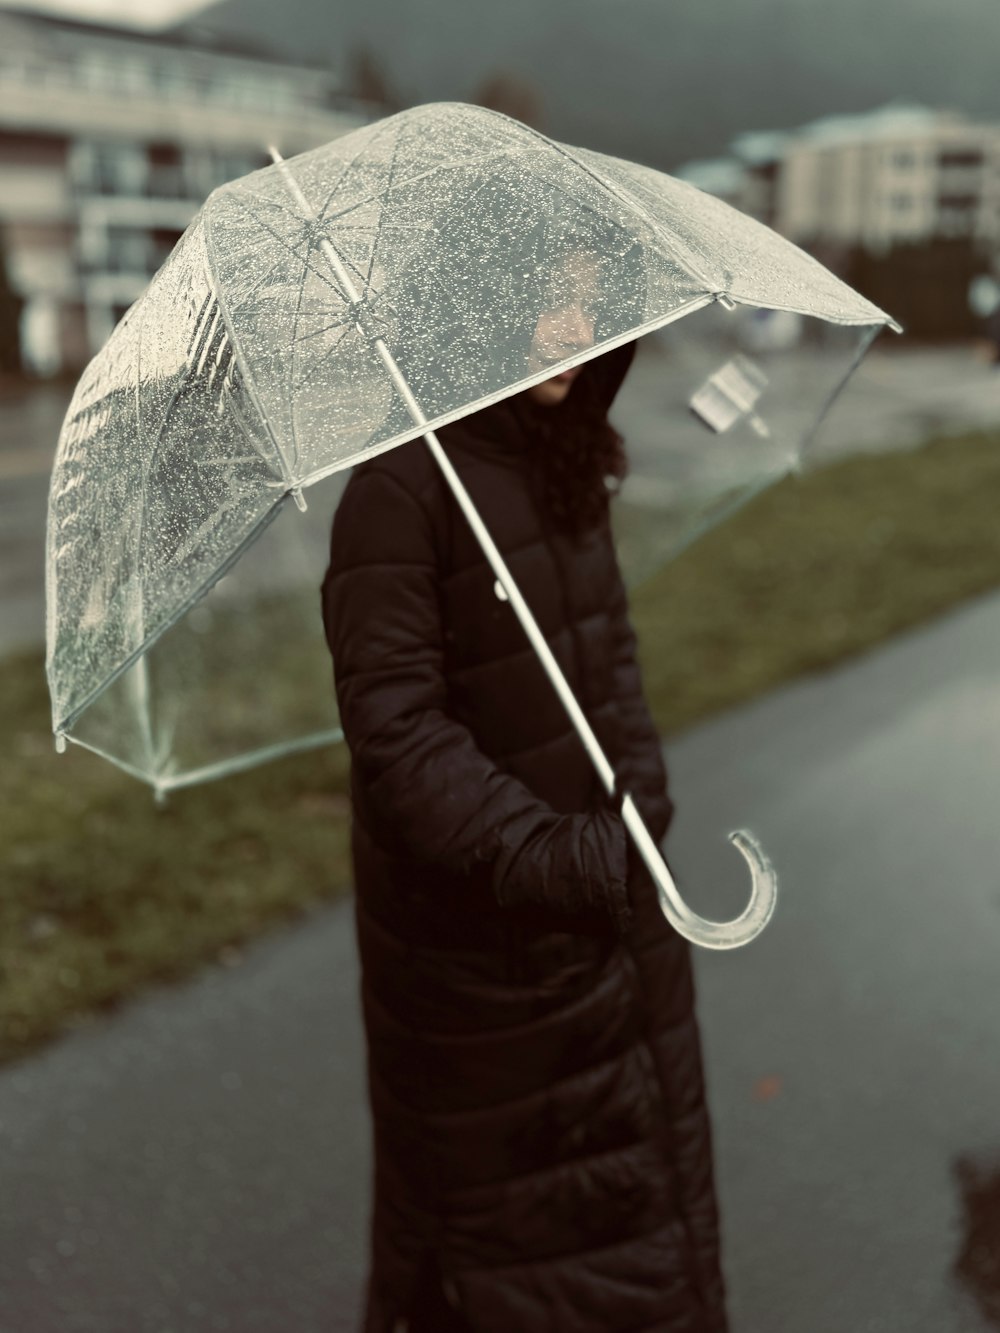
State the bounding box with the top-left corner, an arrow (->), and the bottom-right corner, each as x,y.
491,808 -> 631,935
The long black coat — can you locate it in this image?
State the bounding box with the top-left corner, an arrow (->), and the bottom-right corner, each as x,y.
322,352 -> 727,1333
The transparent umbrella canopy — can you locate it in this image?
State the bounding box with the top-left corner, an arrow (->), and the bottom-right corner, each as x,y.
46,101 -> 899,948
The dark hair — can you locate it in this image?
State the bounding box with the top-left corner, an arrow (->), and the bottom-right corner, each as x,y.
522,347 -> 632,536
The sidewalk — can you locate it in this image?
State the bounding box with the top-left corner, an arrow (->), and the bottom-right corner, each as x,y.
3,588 -> 999,1331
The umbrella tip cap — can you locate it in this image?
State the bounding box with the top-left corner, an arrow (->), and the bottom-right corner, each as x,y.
54,732 -> 67,755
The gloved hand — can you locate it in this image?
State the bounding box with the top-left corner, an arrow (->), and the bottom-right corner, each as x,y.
491,807 -> 631,934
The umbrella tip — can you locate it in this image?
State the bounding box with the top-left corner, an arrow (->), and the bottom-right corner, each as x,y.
267,144 -> 284,165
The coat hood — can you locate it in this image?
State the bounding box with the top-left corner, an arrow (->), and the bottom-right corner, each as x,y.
441,339 -> 636,462
568,340 -> 636,417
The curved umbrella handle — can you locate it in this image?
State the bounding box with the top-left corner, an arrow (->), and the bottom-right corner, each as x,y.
621,796 -> 777,950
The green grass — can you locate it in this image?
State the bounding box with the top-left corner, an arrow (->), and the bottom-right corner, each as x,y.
3,427 -> 1000,1064
632,430 -> 1000,732
1,685 -> 353,1065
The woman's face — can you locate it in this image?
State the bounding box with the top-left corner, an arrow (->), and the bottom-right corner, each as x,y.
525,253 -> 600,407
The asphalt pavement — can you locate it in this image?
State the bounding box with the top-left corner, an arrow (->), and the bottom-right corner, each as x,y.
3,587 -> 1000,1332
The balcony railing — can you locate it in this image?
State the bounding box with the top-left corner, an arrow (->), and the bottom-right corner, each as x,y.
0,49 -> 338,116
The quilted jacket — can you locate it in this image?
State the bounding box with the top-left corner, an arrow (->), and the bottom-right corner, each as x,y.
321,348 -> 728,1333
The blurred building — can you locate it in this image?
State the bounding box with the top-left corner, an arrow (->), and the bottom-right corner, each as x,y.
779,107 -> 1000,256
0,8 -> 365,376
730,131 -> 788,232
671,156 -> 745,211
680,105 -> 1000,256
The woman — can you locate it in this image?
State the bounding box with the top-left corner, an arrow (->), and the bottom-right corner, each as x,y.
321,273 -> 728,1331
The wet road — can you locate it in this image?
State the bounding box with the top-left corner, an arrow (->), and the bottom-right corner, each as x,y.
668,590 -> 1000,1332
2,588 -> 999,1331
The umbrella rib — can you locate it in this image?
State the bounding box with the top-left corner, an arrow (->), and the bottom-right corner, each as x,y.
288,278 -> 398,353
223,244 -> 294,317
313,151 -> 504,230
224,193 -> 346,302
220,193 -> 375,454
477,106 -> 725,293
108,286 -> 223,780
138,295 -> 219,510
289,323 -> 354,397
127,288 -> 160,777
201,205 -> 297,491
288,311 -> 355,346
237,186 -> 421,244
362,123 -> 407,296
285,220 -> 327,469
315,116 -> 397,224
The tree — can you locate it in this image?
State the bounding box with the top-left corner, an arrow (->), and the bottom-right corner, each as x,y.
473,73 -> 542,129
348,46 -> 401,113
847,238 -> 991,341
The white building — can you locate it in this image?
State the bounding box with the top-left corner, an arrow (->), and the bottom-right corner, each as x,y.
681,105 -> 1000,259
0,8 -> 366,374
673,156 -> 745,212
729,130 -> 788,232
779,106 -> 1000,255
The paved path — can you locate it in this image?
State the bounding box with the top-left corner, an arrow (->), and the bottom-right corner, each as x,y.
667,590 -> 1000,1333
0,911 -> 370,1333
3,589 -> 1000,1331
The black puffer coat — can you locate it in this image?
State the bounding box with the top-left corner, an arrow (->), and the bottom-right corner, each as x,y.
321,349 -> 727,1333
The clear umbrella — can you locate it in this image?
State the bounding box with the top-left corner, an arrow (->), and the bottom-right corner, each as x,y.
46,102 -> 899,949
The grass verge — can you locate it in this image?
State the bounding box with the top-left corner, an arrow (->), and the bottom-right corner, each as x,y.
1,708 -> 353,1066
3,428 -> 1000,1064
633,430 -> 1000,732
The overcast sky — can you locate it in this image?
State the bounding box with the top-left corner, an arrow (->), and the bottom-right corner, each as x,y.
0,0 -> 213,28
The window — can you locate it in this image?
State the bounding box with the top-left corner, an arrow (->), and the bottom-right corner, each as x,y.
89,143 -> 134,195
147,142 -> 184,199
938,193 -> 978,210
939,149 -> 983,169
106,227 -> 150,274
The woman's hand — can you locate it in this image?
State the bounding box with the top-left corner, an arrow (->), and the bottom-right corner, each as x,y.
491,807 -> 631,934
